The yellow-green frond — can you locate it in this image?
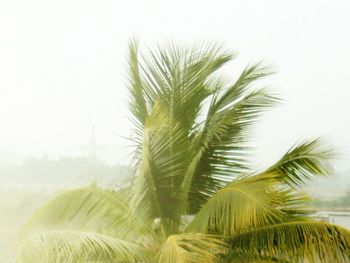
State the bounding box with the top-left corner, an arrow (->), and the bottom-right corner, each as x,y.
267,137 -> 335,187
227,221 -> 350,263
21,187 -> 146,240
15,231 -> 148,263
187,173 -> 295,236
157,233 -> 226,263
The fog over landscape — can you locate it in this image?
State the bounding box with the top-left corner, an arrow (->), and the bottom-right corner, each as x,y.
1,0 -> 350,199
1,0 -> 350,168
1,0 -> 350,261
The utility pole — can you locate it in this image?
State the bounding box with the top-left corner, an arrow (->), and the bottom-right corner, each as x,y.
82,125 -> 105,184
89,125 -> 97,183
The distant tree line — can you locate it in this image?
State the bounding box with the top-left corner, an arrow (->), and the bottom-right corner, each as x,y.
0,156 -> 132,187
311,188 -> 350,209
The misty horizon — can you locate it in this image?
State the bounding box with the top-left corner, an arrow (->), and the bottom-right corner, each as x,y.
1,0 -> 350,172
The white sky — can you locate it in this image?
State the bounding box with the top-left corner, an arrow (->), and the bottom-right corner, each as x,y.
0,0 -> 349,169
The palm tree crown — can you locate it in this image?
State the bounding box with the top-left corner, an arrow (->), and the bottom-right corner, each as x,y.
15,40 -> 350,262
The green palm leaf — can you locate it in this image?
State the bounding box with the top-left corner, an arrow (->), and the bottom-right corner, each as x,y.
227,222 -> 350,263
187,172 -> 308,236
21,186 -> 146,240
185,86 -> 279,214
128,40 -> 233,162
128,39 -> 148,125
15,231 -> 148,263
157,233 -> 226,263
266,138 -> 335,187
129,41 -> 235,233
130,102 -> 191,233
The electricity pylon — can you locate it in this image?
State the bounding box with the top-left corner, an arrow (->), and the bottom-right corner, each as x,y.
82,125 -> 105,184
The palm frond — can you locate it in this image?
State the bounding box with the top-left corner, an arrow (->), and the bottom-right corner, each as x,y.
209,62 -> 275,114
187,173 -> 302,236
156,233 -> 226,263
266,138 -> 335,187
129,41 -> 234,163
21,186 -> 146,240
180,63 -> 279,214
130,102 -> 191,233
15,231 -> 148,263
128,42 -> 239,225
139,41 -> 233,114
128,39 -> 148,125
185,87 -> 279,214
227,221 -> 350,263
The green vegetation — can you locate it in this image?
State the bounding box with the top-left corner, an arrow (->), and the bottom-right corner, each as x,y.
15,41 -> 350,262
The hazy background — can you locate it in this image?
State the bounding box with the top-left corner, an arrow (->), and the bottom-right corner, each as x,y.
1,0 -> 350,260
0,0 -> 350,168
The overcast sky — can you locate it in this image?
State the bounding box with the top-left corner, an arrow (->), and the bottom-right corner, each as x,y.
0,0 -> 349,170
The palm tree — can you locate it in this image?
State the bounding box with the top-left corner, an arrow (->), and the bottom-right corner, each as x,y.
15,41 -> 350,262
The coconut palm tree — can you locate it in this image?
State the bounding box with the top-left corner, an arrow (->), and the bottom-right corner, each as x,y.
15,41 -> 350,262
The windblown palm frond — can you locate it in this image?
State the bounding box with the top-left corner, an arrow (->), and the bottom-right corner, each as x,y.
185,85 -> 280,214
265,137 -> 335,187
21,186 -> 146,240
157,233 -> 226,263
128,40 -> 148,125
187,172 -> 308,236
16,231 -> 148,263
130,102 -> 191,233
129,41 -> 237,233
227,222 -> 350,263
128,41 -> 233,161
